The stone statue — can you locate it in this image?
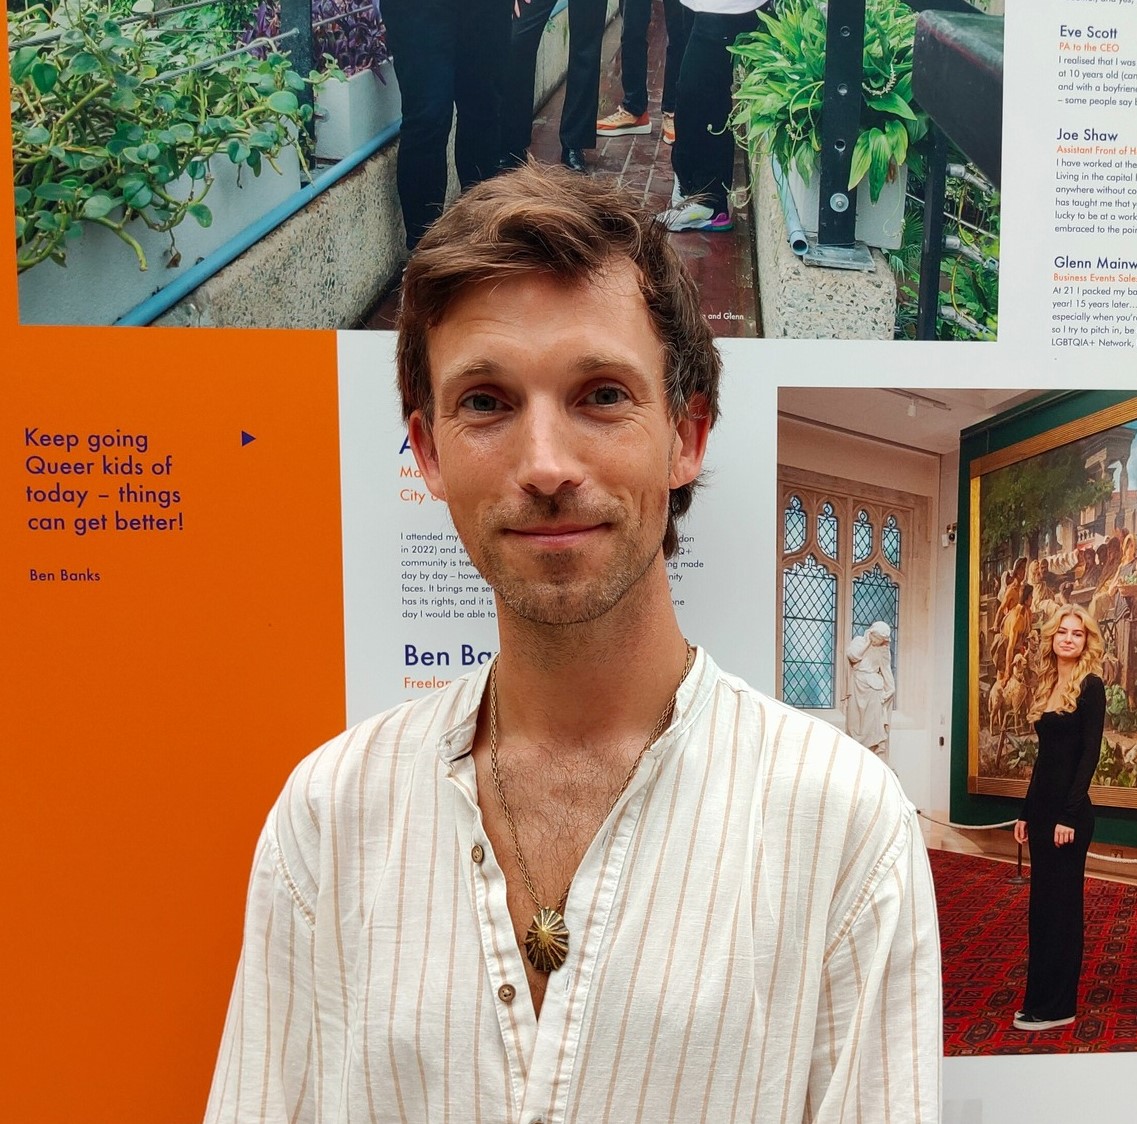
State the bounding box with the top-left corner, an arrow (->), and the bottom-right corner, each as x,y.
845,621 -> 895,759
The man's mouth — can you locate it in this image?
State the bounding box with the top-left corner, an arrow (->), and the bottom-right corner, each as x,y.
508,522 -> 605,545
513,522 -> 599,536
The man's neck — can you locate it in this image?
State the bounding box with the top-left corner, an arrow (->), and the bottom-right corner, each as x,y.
489,562 -> 690,754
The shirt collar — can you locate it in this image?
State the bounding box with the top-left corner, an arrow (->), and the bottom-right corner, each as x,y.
435,647 -> 713,765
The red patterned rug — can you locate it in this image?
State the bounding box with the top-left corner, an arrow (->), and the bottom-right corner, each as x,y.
931,848 -> 1137,1054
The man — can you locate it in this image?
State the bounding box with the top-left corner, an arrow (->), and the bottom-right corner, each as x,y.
994,555 -> 1027,630
381,0 -> 513,249
596,0 -> 690,145
1001,582 -> 1035,680
499,0 -> 609,172
205,162 -> 940,1122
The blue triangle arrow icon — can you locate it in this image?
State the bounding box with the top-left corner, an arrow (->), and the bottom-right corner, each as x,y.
241,431 -> 256,446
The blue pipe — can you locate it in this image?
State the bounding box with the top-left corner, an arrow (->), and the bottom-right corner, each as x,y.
116,117 -> 402,326
771,157 -> 809,257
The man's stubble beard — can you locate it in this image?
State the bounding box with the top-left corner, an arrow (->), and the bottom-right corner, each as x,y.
457,492 -> 670,628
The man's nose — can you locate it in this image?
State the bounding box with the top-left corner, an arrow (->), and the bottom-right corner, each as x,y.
516,401 -> 586,497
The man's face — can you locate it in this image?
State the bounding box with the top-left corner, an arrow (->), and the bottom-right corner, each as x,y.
407,262 -> 708,627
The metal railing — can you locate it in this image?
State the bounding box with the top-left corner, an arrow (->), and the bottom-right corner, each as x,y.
915,128 -> 999,339
9,2 -> 303,93
909,3 -> 1003,338
9,0 -> 229,49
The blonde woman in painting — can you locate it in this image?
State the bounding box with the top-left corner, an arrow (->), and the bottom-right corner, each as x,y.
1012,605 -> 1106,1031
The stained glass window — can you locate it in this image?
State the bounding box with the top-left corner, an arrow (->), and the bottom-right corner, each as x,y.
818,502 -> 839,559
784,495 -> 807,555
852,564 -> 900,679
883,514 -> 902,568
778,480 -> 915,712
782,555 -> 837,708
853,509 -> 873,563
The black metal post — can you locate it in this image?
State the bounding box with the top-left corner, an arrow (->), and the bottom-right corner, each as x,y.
280,0 -> 316,123
816,0 -> 865,247
915,124 -> 949,340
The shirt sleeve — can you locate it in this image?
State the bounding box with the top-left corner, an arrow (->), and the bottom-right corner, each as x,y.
1060,674 -> 1106,825
203,824 -> 318,1124
806,804 -> 942,1123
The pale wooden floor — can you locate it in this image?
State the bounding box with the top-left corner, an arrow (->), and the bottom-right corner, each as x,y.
920,812 -> 1137,887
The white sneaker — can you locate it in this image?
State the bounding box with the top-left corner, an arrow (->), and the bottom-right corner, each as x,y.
597,106 -> 652,136
656,200 -> 734,232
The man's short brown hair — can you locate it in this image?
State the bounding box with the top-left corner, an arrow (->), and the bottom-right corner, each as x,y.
396,160 -> 721,558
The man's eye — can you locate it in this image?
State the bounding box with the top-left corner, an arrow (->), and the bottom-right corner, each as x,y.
461,392 -> 501,413
585,386 -> 627,406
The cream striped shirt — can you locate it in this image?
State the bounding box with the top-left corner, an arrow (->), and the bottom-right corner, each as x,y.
205,649 -> 941,1123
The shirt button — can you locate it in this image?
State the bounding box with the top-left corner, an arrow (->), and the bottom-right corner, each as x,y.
498,984 -> 516,1003
471,844 -> 485,864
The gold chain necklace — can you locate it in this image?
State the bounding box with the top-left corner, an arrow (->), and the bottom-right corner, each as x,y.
488,643 -> 694,973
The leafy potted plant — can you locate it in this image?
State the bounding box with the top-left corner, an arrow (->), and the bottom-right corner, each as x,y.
237,0 -> 399,162
730,0 -> 928,250
310,0 -> 399,160
10,0 -> 320,323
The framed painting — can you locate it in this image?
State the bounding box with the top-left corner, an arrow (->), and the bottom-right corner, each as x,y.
968,396 -> 1137,808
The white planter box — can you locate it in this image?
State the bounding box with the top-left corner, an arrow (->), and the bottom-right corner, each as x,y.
788,162 -> 908,251
18,147 -> 301,326
315,62 -> 402,162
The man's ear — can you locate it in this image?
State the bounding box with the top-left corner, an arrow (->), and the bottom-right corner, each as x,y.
669,393 -> 711,489
408,410 -> 446,500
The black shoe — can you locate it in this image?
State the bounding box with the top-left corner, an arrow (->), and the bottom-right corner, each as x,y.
1013,1013 -> 1075,1031
560,147 -> 588,174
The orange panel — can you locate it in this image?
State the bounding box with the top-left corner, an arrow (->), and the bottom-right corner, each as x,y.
2,328 -> 346,1121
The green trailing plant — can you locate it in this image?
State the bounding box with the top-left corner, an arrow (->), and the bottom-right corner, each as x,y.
9,0 -> 324,273
892,151 -> 1001,341
217,0 -> 260,36
938,169 -> 999,338
729,0 -> 928,203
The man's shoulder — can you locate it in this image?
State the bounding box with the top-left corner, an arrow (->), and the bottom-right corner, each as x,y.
274,670 -> 484,820
702,657 -> 913,827
704,659 -> 879,763
701,659 -> 921,920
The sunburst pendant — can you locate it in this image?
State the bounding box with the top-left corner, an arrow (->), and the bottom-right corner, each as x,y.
525,906 -> 570,972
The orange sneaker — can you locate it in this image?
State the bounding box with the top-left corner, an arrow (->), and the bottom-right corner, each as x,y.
662,112 -> 676,145
597,106 -> 652,136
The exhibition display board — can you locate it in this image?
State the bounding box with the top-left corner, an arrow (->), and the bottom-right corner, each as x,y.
4,1 -> 1137,1120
